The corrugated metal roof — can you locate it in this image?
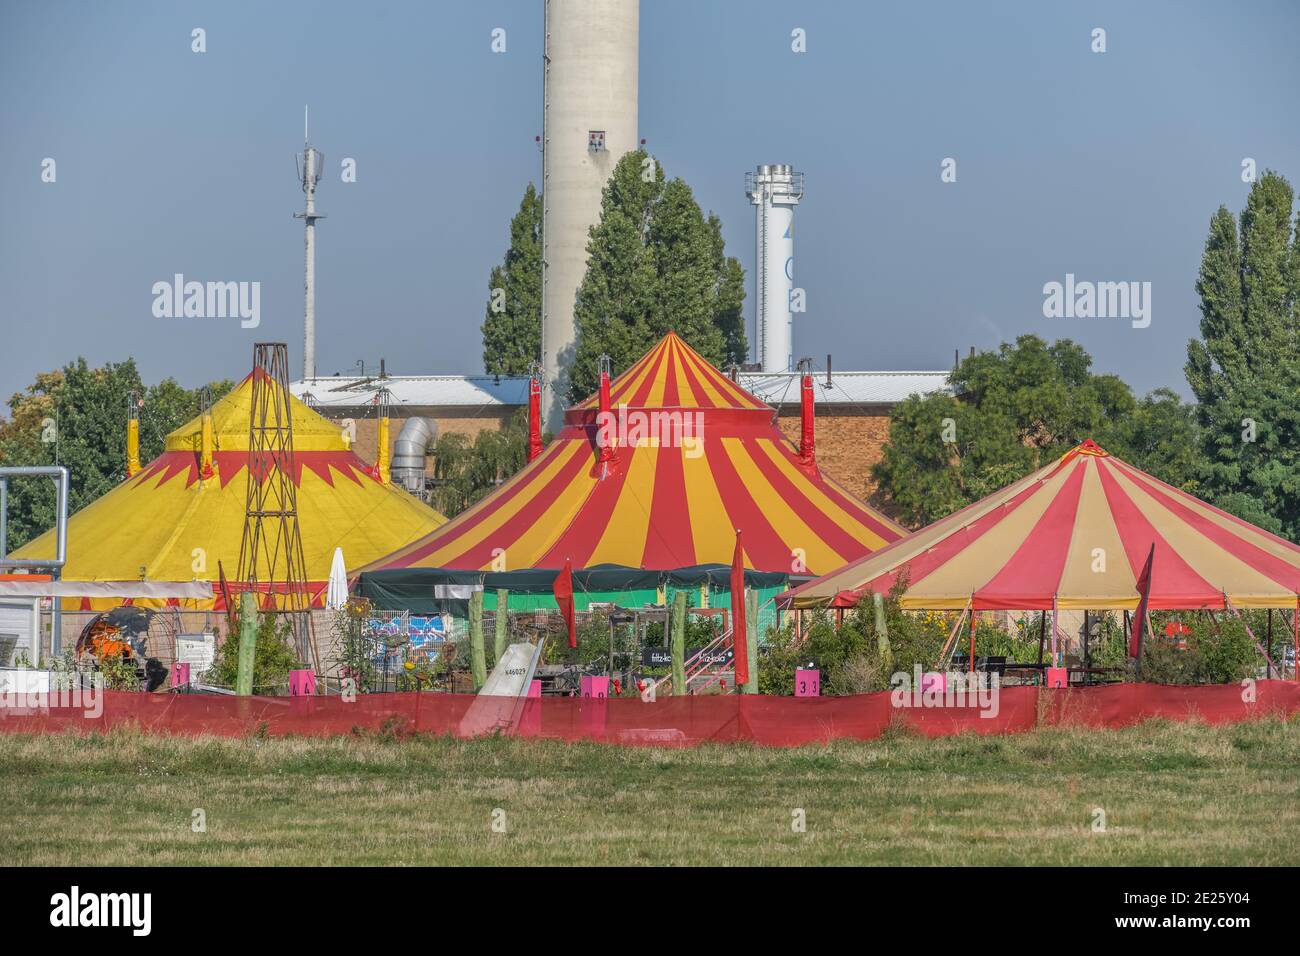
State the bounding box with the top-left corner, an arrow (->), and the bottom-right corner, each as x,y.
739,371 -> 952,406
289,369 -> 951,410
291,375 -> 530,410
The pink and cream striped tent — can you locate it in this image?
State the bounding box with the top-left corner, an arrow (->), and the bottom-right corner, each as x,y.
781,440 -> 1300,612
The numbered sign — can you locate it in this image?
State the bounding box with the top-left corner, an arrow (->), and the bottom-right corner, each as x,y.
527,680 -> 542,698
580,675 -> 610,699
172,662 -> 191,689
1045,667 -> 1068,689
921,671 -> 946,695
795,668 -> 820,697
289,669 -> 316,697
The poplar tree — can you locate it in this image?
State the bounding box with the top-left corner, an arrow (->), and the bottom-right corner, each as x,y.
1185,171 -> 1300,536
570,151 -> 746,400
481,183 -> 542,376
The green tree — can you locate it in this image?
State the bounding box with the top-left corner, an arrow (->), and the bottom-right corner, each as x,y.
482,183 -> 543,376
873,335 -> 1200,528
569,151 -> 746,400
1185,171 -> 1300,537
430,409 -> 534,517
0,358 -> 233,549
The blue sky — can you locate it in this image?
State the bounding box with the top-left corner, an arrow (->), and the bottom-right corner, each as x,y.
2,0 -> 1298,402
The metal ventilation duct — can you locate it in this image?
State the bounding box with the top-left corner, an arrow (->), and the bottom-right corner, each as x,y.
390,417 -> 437,495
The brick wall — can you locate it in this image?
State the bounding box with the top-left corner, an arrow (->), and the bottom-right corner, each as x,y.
773,406 -> 894,503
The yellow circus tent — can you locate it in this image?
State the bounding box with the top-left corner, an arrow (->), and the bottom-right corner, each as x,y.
10,371 -> 445,609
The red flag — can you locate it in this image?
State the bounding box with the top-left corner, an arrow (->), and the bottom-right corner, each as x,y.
554,558 -> 577,649
1129,544 -> 1155,659
731,531 -> 749,687
527,376 -> 543,462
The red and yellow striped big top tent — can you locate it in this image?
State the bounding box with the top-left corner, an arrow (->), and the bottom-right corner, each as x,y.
360,333 -> 906,578
782,439 -> 1300,611
10,371 -> 446,609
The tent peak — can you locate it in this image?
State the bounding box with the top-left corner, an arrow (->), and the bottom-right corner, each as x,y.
1065,438 -> 1110,460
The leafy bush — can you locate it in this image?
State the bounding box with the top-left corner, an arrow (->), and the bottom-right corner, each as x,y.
211,612 -> 304,695
1137,611 -> 1264,685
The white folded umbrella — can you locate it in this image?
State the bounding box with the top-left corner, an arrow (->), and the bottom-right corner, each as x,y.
326,547 -> 348,610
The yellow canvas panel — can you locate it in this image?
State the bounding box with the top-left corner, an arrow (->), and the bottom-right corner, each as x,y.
1053,457 -> 1138,605
1107,465 -> 1288,603
904,462 -> 1076,603
789,457 -> 1060,605
415,439 -> 587,568
1110,458 -> 1300,573
720,437 -> 845,574
585,446 -> 658,566
752,439 -> 893,550
683,443 -> 741,566
167,373 -> 346,452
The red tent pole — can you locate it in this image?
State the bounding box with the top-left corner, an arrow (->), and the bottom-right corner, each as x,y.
527,374 -> 543,462
597,357 -> 615,465
799,372 -> 815,468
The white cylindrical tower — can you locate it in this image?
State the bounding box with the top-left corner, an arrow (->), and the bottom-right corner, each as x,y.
541,0 -> 639,429
745,164 -> 804,373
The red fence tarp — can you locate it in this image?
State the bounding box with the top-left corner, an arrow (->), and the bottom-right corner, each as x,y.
2,682 -> 1297,747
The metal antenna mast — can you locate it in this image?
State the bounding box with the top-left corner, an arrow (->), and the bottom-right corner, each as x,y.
296,107 -> 325,380
236,343 -> 319,675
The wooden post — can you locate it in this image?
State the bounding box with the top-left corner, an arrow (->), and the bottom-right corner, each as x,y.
1266,609 -> 1273,679
494,588 -> 509,665
469,590 -> 486,690
671,590 -> 687,695
235,591 -> 258,697
968,610 -> 977,674
1082,610 -> 1090,686
1293,601 -> 1299,681
873,592 -> 893,673
744,588 -> 759,694
1037,612 -> 1047,668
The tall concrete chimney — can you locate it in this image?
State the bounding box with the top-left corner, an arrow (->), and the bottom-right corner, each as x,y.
541,0 -> 640,430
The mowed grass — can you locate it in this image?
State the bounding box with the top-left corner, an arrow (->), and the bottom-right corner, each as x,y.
2,718 -> 1299,866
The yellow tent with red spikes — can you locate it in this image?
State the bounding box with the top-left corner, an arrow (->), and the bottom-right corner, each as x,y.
10,371 -> 446,609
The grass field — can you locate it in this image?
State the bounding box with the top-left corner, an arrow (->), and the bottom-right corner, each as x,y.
2,719 -> 1299,865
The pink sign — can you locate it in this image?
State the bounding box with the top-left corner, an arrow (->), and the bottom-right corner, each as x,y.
1045,667 -> 1068,689
921,671 -> 946,695
580,675 -> 610,699
527,679 -> 542,698
795,668 -> 820,697
289,669 -> 316,697
172,662 -> 191,689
